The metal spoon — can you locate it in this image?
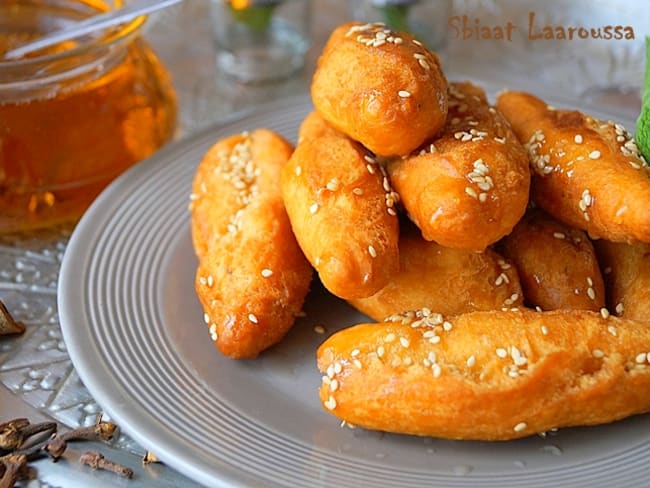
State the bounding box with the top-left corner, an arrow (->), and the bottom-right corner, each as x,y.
4,0 -> 184,60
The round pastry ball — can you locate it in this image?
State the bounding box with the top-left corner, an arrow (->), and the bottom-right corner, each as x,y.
311,22 -> 448,157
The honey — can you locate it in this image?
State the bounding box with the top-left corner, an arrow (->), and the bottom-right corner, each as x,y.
0,0 -> 177,232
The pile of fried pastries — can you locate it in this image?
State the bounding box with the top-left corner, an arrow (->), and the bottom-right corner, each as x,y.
189,22 -> 650,441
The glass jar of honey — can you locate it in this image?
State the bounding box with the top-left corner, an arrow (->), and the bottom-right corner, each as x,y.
0,0 -> 178,233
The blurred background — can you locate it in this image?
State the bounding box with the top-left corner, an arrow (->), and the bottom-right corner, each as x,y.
146,0 -> 648,134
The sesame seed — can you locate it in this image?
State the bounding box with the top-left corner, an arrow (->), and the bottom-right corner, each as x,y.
368,245 -> 377,258
314,325 -> 326,334
352,187 -> 363,196
430,336 -> 441,344
353,359 -> 363,369
398,90 -> 411,98
309,203 -> 319,214
514,422 -> 527,432
600,308 -> 610,319
261,268 -> 273,278
465,187 -> 478,199
607,325 -> 618,336
248,313 -> 258,324
615,302 -> 624,315
351,349 -> 360,357
326,178 -> 340,191
496,348 -> 508,358
553,232 -> 566,239
400,337 -> 410,348
377,346 -> 385,358
466,355 -> 476,367
432,364 -> 442,377
295,165 -> 302,176
589,150 -> 601,160
330,379 -> 339,392
443,321 -> 453,331
592,349 -> 605,358
635,352 -> 647,364
203,313 -> 210,324
334,362 -> 343,374
587,287 -> 596,300
541,326 -> 549,335
324,396 -> 337,410
574,135 -> 583,144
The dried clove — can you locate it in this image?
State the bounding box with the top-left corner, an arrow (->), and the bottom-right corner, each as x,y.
43,435 -> 67,462
79,451 -> 133,479
0,454 -> 27,488
142,451 -> 160,465
0,301 -> 25,336
60,417 -> 117,443
0,419 -> 56,454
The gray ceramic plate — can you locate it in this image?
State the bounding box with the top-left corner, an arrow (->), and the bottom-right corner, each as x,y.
59,94 -> 650,488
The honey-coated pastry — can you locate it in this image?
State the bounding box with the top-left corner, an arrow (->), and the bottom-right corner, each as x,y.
281,112 -> 399,299
190,130 -> 312,359
594,240 -> 650,321
311,22 -> 448,156
318,309 -> 650,440
499,209 -> 605,311
497,90 -> 650,244
348,226 -> 523,321
388,82 -> 530,250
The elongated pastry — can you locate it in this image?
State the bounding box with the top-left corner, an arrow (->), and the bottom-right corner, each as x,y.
348,226 -> 523,321
311,22 -> 448,156
317,308 -> 650,440
281,112 -> 399,300
498,209 -> 605,311
190,130 -> 313,359
594,240 -> 650,321
388,82 -> 530,250
497,90 -> 650,244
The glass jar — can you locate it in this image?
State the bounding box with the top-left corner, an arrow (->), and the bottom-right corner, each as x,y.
0,0 -> 178,233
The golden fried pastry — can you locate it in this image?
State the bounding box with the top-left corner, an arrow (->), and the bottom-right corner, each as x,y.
594,240 -> 650,321
317,308 -> 650,440
311,22 -> 448,157
348,225 -> 523,321
499,209 -> 605,311
497,90 -> 650,244
281,112 -> 399,299
388,82 -> 530,250
190,130 -> 312,359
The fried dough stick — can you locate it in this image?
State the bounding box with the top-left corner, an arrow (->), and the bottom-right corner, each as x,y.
497,90 -> 650,244
190,130 -> 313,359
388,82 -> 530,250
349,225 -> 523,321
318,309 -> 650,440
281,112 -> 399,300
594,240 -> 650,321
311,22 -> 448,157
499,209 -> 605,311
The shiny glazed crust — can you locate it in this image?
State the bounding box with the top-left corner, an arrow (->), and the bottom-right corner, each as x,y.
311,22 -> 448,157
388,82 -> 530,250
497,90 -> 650,244
317,309 -> 650,440
594,240 -> 650,322
499,209 -> 605,311
190,130 -> 312,359
348,227 -> 523,321
281,112 -> 399,299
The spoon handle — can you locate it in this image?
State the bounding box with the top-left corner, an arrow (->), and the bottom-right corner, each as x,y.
4,0 -> 184,60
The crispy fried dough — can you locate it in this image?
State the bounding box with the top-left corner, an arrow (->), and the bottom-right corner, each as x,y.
594,240 -> 650,321
499,209 -> 605,311
190,130 -> 312,359
311,22 -> 448,157
281,112 -> 399,299
348,226 -> 522,321
388,82 -> 530,250
497,90 -> 650,244
318,309 -> 650,440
